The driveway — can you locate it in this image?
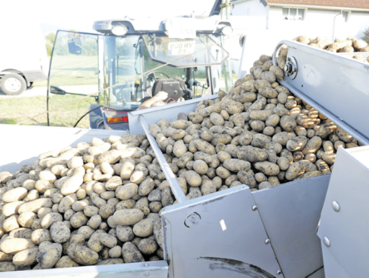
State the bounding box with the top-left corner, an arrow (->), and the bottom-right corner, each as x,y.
0,86 -> 47,98
0,85 -> 98,98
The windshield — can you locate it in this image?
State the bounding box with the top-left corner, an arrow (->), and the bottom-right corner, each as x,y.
142,34 -> 229,68
48,31 -> 99,95
48,32 -> 233,117
103,36 -> 186,110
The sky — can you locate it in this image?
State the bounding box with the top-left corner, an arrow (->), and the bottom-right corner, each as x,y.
1,0 -> 216,34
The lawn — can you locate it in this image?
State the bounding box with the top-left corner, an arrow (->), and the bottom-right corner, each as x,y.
0,95 -> 96,128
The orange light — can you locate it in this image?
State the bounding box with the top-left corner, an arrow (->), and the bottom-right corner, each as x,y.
135,80 -> 140,85
107,116 -> 128,124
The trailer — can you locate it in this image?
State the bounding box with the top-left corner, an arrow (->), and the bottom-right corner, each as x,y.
1,39 -> 369,277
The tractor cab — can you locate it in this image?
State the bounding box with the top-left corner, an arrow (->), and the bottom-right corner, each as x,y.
47,16 -> 233,130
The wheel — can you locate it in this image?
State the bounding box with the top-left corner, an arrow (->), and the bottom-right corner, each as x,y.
27,82 -> 33,88
0,74 -> 26,95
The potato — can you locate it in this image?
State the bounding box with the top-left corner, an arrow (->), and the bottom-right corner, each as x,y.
50,222 -> 70,243
285,162 -> 305,180
0,262 -> 16,272
193,160 -> 208,175
77,226 -> 94,240
2,188 -> 27,203
67,243 -> 99,265
40,212 -> 62,229
113,209 -> 144,226
254,162 -> 280,176
259,181 -> 272,190
87,215 -> 102,230
97,258 -> 124,265
9,228 -> 32,239
2,201 -> 24,217
286,136 -> 308,152
223,159 -> 251,172
115,225 -> 134,242
184,170 -> 202,187
122,242 -> 144,263
237,170 -> 256,188
302,136 -> 322,155
116,183 -> 138,200
277,157 -> 290,171
31,229 -> 51,245
252,134 -> 271,148
13,246 -> 38,266
60,175 -> 83,196
201,181 -> 217,195
0,251 -> 13,262
0,238 -> 35,255
138,238 -> 158,255
238,146 -> 268,162
3,215 -> 19,232
18,212 -> 36,228
133,219 -> 154,237
58,195 -> 77,213
280,115 -> 297,131
99,233 -> 117,248
55,255 -> 79,268
99,204 -> 115,219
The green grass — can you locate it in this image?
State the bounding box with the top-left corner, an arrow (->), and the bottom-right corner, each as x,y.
0,95 -> 96,128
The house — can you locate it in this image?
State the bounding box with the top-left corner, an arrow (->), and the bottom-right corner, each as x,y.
210,0 -> 369,77
230,0 -> 369,40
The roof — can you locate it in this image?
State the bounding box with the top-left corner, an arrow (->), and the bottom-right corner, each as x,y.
264,0 -> 369,10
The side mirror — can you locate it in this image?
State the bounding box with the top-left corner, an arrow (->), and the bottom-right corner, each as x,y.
68,37 -> 82,55
50,86 -> 66,95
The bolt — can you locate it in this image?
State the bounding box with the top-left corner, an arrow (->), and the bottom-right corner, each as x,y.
332,201 -> 340,212
265,238 -> 270,244
144,263 -> 149,267
277,270 -> 282,275
252,205 -> 258,211
324,237 -> 331,247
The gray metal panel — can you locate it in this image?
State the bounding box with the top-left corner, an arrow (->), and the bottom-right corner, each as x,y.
161,185 -> 283,278
306,267 -> 325,278
253,175 -> 329,278
139,116 -> 187,203
128,95 -> 218,134
320,246 -> 350,278
0,124 -> 128,173
2,261 -> 168,278
318,146 -> 369,277
273,40 -> 369,142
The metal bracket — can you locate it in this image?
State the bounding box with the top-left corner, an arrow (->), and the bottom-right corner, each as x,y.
284,56 -> 298,80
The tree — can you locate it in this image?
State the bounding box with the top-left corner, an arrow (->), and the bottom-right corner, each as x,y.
362,27 -> 369,44
45,32 -> 56,56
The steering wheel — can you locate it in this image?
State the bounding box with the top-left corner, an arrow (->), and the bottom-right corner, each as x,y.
112,79 -> 133,102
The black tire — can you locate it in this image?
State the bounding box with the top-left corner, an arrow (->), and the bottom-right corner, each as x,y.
0,74 -> 26,95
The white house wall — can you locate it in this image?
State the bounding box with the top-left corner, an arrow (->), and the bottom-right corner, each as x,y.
228,0 -> 369,77
231,0 -> 269,17
268,7 -> 369,40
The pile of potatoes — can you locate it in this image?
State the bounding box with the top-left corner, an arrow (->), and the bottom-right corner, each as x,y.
0,133 -> 173,271
288,35 -> 369,64
149,54 -> 360,196
0,51 -> 361,273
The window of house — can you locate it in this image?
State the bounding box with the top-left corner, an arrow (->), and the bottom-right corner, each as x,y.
282,8 -> 305,20
342,11 -> 349,22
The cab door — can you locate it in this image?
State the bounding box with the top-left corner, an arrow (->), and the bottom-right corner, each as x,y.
47,30 -> 100,128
